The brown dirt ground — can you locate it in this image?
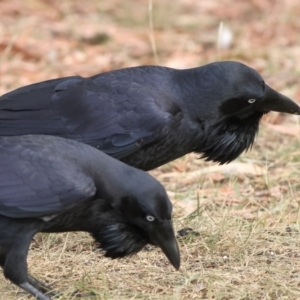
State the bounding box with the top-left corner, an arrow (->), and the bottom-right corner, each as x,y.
1,0 -> 300,299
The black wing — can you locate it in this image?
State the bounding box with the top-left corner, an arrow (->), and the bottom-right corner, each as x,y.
0,138 -> 96,218
0,67 -> 175,159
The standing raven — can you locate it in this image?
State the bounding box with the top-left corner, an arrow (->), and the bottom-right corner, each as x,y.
0,61 -> 299,170
0,135 -> 180,300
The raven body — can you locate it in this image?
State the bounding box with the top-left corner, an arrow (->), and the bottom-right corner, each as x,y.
0,61 -> 299,169
0,135 -> 180,300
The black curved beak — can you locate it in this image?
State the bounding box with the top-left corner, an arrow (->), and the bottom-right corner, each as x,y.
258,85 -> 300,115
150,221 -> 180,270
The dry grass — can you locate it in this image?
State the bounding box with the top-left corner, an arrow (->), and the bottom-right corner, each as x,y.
1,0 -> 300,299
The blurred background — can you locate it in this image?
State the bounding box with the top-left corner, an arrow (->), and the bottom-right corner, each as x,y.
1,1 -> 300,299
1,0 -> 300,97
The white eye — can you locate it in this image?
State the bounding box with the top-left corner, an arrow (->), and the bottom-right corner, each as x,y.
146,215 -> 155,222
248,99 -> 256,104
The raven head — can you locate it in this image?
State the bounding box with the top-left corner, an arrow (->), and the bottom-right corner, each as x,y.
180,61 -> 300,120
186,61 -> 300,164
92,170 -> 180,270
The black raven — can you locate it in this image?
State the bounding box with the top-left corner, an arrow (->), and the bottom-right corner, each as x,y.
0,61 -> 299,170
0,135 -> 180,300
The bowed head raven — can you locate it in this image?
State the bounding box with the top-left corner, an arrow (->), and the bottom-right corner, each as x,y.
0,61 -> 299,169
0,135 -> 180,300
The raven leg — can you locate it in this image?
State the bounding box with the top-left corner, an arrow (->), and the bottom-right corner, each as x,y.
4,240 -> 54,300
1,250 -> 51,299
1,247 -> 55,297
3,240 -> 51,300
19,282 -> 51,300
28,274 -> 58,296
1,219 -> 54,300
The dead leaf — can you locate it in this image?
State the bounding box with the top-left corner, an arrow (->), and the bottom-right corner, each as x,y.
193,282 -> 206,292
158,162 -> 267,185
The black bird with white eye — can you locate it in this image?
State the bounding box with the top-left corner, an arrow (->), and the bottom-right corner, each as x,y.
0,61 -> 299,170
0,135 -> 180,300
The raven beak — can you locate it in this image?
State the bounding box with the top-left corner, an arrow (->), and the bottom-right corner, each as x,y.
259,85 -> 300,115
150,221 -> 180,270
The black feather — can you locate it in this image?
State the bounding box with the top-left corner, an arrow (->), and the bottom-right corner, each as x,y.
198,112 -> 262,164
0,61 -> 298,170
0,135 -> 179,300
